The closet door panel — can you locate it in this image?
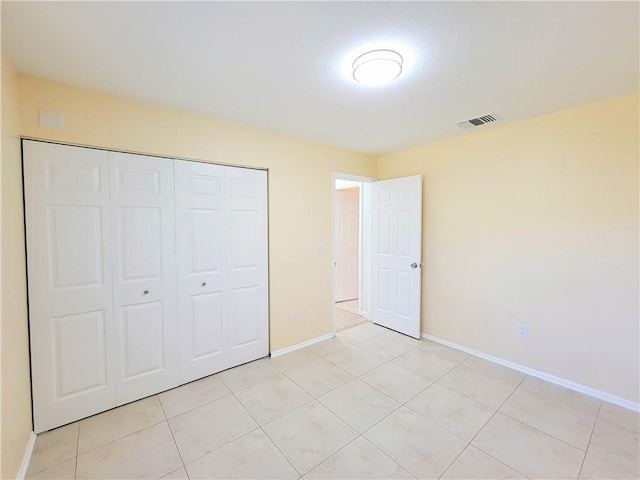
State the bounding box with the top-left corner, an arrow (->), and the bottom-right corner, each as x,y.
23,140 -> 115,433
175,161 -> 228,382
226,167 -> 269,364
109,152 -> 178,404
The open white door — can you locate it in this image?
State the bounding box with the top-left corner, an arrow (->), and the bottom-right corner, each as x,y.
371,175 -> 422,338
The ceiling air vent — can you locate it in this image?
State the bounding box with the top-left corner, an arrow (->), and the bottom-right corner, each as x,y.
456,113 -> 500,129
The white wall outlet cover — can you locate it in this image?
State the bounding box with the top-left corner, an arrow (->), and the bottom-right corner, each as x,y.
38,109 -> 65,129
315,242 -> 323,253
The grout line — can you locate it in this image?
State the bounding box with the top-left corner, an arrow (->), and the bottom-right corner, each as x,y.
492,380 -> 599,455
297,434 -> 364,478
228,375 -> 313,478
468,374 -> 527,445
448,374 -> 531,480
157,394 -> 189,473
171,400 -> 262,471
157,393 -> 169,420
71,403 -> 168,457
161,421 -> 186,470
436,444 -> 466,479
578,401 -> 602,478
594,412 -> 640,434
359,435 -> 418,480
74,423 -> 79,480
259,425 -> 303,478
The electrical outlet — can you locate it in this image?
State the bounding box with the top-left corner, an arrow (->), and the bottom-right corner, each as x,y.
517,324 -> 528,338
290,311 -> 298,323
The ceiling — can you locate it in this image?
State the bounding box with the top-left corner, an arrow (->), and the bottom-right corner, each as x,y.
2,1 -> 638,154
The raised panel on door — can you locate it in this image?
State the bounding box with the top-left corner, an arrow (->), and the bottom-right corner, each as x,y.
23,140 -> 115,432
226,167 -> 269,365
109,152 -> 178,404
175,160 -> 228,382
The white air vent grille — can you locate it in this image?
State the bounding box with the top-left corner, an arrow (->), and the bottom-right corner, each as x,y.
456,113 -> 500,129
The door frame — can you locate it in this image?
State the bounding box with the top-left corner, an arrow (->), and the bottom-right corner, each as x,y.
331,172 -> 376,334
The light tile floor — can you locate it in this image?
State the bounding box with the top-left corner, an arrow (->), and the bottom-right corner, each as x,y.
26,322 -> 640,480
335,300 -> 367,332
336,300 -> 360,315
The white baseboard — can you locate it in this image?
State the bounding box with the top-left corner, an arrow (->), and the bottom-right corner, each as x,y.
422,333 -> 640,413
16,431 -> 36,480
270,332 -> 334,358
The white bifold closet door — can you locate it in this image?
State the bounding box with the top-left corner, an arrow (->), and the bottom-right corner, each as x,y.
109,152 -> 178,405
23,141 -> 116,432
175,160 -> 268,382
25,141 -> 269,433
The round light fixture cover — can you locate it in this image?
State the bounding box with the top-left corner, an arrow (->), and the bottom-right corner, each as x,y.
352,49 -> 403,85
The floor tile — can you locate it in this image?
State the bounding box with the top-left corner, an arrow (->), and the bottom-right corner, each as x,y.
364,406 -> 466,479
159,374 -> 231,418
325,345 -> 386,377
160,467 -> 190,479
307,337 -> 352,358
236,374 -> 312,425
438,366 -> 516,409
78,396 -> 165,454
186,429 -> 298,479
27,422 -> 78,475
263,400 -> 358,475
588,417 -> 639,475
335,300 -> 359,315
419,340 -> 469,363
318,379 -> 400,433
518,375 -> 583,400
500,379 -> 599,449
598,402 -> 640,433
335,309 -> 367,332
368,323 -> 390,334
441,445 -> 526,479
76,422 -> 182,479
461,356 -> 526,387
406,383 -> 495,442
287,358 -> 353,397
219,358 -> 281,392
360,362 -> 432,403
380,328 -> 423,347
357,335 -> 416,360
169,394 -> 258,464
270,348 -> 319,374
392,348 -> 459,380
472,413 -> 584,479
579,453 -> 638,479
25,458 -> 76,480
305,437 -> 412,479
336,323 -> 381,344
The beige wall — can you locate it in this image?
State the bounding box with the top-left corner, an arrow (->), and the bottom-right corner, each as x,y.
17,75 -> 377,353
2,75 -> 638,477
378,93 -> 640,403
1,56 -> 32,478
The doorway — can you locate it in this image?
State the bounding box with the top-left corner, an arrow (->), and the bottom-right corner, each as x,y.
332,173 -> 374,333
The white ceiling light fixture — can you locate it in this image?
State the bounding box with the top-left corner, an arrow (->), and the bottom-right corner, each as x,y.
352,49 -> 403,86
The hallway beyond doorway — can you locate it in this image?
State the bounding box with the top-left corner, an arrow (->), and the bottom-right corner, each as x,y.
336,300 -> 367,332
